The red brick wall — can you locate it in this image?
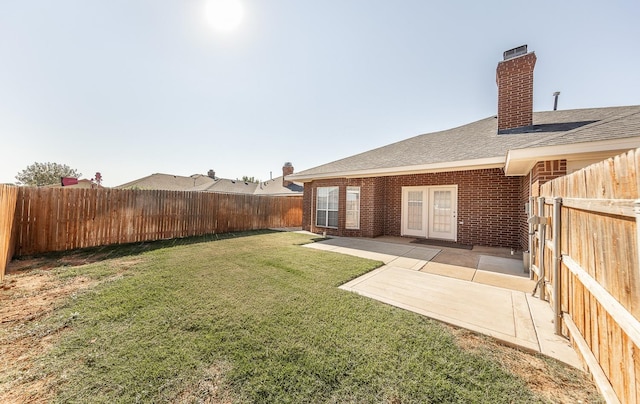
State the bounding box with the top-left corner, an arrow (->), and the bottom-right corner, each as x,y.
519,173 -> 531,251
301,168 -> 524,248
496,52 -> 536,131
518,160 -> 566,251
302,178 -> 385,237
383,169 -> 522,248
302,185 -> 312,232
300,162 -> 568,250
531,160 -> 567,186
357,177 -> 385,237
372,177 -> 386,237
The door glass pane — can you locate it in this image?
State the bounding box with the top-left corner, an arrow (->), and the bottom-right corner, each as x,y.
407,191 -> 423,230
432,190 -> 451,233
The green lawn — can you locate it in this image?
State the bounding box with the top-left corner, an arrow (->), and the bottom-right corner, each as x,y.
34,231 -> 555,402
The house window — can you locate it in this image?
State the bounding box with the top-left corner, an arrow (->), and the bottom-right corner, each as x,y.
316,187 -> 338,228
346,186 -> 360,229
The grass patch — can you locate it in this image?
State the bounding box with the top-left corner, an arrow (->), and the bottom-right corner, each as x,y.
38,232 -> 550,402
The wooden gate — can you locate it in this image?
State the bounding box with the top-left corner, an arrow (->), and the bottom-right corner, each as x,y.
0,185 -> 18,282
528,149 -> 639,404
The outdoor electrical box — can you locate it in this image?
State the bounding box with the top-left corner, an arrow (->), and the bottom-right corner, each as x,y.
527,216 -> 550,225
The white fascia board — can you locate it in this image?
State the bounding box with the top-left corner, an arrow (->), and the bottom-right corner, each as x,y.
286,157 -> 506,182
504,136 -> 640,176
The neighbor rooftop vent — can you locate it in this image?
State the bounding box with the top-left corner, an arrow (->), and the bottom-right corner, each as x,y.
503,45 -> 528,60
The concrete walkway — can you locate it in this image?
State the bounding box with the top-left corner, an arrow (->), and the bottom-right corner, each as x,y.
303,236 -> 582,369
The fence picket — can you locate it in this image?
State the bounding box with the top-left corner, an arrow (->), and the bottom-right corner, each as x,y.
541,148 -> 639,403
7,187 -> 301,257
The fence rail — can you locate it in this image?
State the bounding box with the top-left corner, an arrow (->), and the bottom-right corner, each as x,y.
10,187 -> 302,257
534,148 -> 639,404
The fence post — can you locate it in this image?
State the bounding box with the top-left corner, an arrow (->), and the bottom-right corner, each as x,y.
537,196 -> 546,301
528,196 -> 536,279
553,197 -> 563,335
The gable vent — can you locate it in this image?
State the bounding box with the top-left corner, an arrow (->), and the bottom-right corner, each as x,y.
503,45 -> 528,60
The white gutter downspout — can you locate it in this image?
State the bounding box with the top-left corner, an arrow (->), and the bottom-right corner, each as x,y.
553,197 -> 563,335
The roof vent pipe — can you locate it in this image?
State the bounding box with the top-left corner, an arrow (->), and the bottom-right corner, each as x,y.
553,91 -> 560,111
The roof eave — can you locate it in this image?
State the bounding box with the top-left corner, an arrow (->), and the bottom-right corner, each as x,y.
504,136 -> 640,176
286,157 -> 506,182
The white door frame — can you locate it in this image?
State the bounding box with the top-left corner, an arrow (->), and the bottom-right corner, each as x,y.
401,187 -> 428,237
401,185 -> 458,241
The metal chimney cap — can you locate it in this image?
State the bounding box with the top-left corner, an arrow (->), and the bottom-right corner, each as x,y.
503,45 -> 528,60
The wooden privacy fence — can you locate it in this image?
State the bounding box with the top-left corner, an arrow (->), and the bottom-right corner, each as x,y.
530,148 -> 639,404
0,185 -> 19,282
10,187 -> 302,257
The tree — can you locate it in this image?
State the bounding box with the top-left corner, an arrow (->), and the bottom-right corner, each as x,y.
91,172 -> 103,187
15,162 -> 82,186
241,176 -> 259,183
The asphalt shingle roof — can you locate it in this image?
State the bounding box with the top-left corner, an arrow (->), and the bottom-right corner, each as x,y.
115,173 -> 215,191
203,179 -> 258,194
253,176 -> 304,196
290,105 -> 640,178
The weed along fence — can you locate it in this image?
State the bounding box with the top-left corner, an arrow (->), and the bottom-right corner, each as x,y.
529,148 -> 639,404
0,185 -> 19,282
7,187 -> 302,259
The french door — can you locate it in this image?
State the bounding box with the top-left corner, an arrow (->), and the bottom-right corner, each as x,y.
401,186 -> 457,240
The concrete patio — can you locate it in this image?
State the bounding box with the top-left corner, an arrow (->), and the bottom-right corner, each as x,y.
302,235 -> 582,369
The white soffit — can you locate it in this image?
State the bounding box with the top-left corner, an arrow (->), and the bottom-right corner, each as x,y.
288,157 -> 506,182
504,137 -> 640,176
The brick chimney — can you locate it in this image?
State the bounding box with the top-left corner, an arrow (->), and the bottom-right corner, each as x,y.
496,45 -> 536,132
282,162 -> 294,187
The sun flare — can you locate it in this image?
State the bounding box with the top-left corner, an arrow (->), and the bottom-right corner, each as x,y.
205,0 -> 244,33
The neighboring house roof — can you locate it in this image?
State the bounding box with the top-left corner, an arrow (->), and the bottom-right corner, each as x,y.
46,178 -> 101,189
116,173 -> 304,196
203,178 -> 258,194
115,173 -> 215,191
288,105 -> 640,181
253,176 -> 304,197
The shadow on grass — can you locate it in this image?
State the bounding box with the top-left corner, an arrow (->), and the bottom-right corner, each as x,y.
7,229 -> 280,273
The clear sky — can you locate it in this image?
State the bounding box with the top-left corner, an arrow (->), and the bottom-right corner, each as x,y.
1,0 -> 639,187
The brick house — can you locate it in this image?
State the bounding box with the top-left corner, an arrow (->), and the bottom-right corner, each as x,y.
286,45 -> 640,250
